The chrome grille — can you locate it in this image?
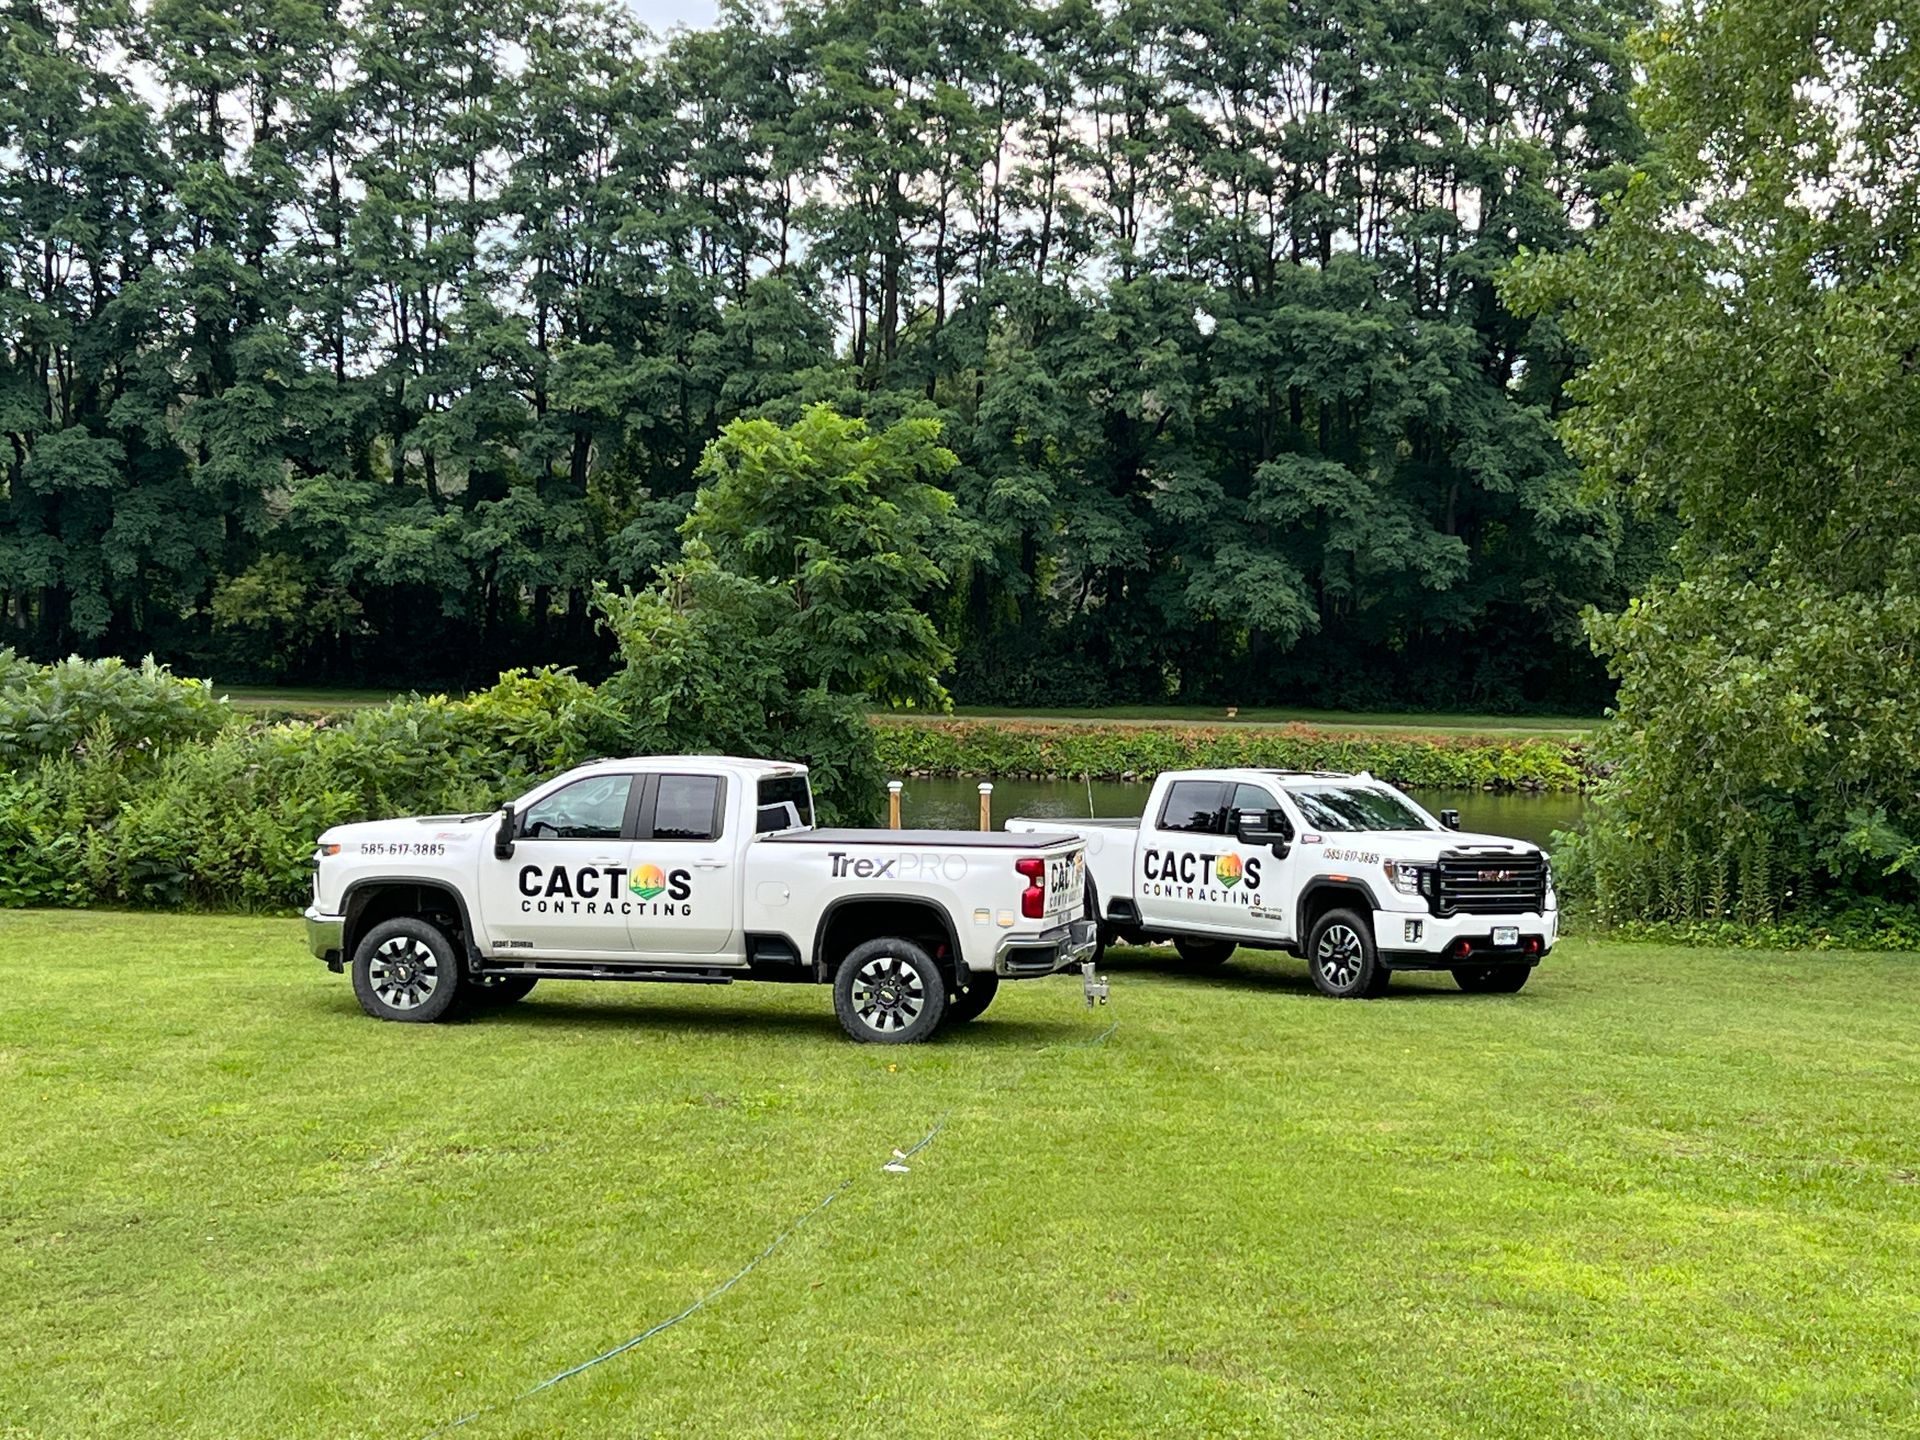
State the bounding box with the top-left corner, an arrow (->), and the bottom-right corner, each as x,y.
1432,851 -> 1546,915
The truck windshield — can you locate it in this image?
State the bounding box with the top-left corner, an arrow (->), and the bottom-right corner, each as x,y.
756,774 -> 815,833
1284,784 -> 1431,833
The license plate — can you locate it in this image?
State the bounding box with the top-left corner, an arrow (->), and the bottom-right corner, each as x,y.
1492,926 -> 1519,947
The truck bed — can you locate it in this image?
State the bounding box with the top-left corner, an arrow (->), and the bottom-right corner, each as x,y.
764,827 -> 1083,847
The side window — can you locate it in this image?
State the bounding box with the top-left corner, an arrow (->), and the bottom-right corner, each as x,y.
1157,780 -> 1227,835
519,774 -> 633,841
651,774 -> 724,842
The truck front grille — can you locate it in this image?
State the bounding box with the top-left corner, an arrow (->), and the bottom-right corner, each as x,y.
1431,851 -> 1546,916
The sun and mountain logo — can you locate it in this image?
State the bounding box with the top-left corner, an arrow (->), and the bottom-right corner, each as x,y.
629,864 -> 669,900
1215,853 -> 1244,888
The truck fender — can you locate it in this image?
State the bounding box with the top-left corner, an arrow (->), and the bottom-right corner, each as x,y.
341,878 -> 484,970
1295,877 -> 1383,945
811,895 -> 965,989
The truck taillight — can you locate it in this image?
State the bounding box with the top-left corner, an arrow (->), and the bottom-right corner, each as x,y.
1014,856 -> 1046,919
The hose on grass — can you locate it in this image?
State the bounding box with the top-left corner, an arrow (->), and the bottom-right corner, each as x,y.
420,1014 -> 1118,1437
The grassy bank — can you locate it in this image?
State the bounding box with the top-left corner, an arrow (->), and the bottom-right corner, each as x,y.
876,717 -> 1592,791
5,912 -> 1917,1438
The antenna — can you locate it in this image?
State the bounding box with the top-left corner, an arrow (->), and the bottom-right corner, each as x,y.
1085,771 -> 1095,817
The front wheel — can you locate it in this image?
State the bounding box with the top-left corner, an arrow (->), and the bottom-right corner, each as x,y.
1452,964 -> 1534,994
1306,909 -> 1387,999
946,971 -> 1000,1023
833,938 -> 948,1043
351,917 -> 464,1023
1174,937 -> 1236,967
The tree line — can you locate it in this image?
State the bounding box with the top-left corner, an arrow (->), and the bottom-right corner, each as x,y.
1,0 -> 1657,709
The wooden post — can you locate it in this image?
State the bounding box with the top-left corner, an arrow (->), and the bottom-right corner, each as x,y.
978,781 -> 993,832
887,780 -> 903,830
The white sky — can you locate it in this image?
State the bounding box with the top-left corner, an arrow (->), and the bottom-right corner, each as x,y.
630,0 -> 720,34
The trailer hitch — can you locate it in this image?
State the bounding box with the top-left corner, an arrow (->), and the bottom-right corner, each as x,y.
1082,959 -> 1110,1008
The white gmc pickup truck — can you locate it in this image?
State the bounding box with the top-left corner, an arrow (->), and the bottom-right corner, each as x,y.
305,756 -> 1102,1043
1007,768 -> 1557,997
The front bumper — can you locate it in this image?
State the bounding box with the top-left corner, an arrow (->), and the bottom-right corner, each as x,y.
1373,907 -> 1557,970
995,918 -> 1101,978
305,906 -> 345,969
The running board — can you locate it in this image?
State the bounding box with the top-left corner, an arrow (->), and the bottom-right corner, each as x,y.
480,965 -> 735,985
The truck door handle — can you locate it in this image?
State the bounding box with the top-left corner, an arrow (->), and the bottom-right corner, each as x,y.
694,860 -> 728,870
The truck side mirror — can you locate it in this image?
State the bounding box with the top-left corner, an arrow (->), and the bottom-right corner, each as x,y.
1235,807 -> 1293,857
1439,809 -> 1461,831
495,803 -> 517,859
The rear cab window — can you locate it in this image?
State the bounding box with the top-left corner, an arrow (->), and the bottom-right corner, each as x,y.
755,773 -> 814,834
1157,780 -> 1227,834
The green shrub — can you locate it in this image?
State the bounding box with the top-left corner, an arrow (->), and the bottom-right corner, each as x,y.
873,720 -> 1590,793
0,652 -> 227,770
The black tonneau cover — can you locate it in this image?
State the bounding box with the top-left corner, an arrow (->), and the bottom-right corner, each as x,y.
763,828 -> 1079,848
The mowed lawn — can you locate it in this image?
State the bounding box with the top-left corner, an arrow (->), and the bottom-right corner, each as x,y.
3,914 -> 1918,1439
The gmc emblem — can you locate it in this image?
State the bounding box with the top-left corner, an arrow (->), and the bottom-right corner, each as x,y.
1478,869 -> 1517,882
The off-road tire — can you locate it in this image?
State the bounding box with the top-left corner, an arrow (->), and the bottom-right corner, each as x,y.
1452,964 -> 1534,995
351,916 -> 464,1023
832,937 -> 948,1044
946,971 -> 1000,1024
1306,908 -> 1385,999
1174,937 -> 1236,967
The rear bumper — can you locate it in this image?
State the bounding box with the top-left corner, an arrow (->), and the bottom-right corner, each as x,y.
305,907 -> 345,969
995,919 -> 1101,978
1373,907 -> 1556,970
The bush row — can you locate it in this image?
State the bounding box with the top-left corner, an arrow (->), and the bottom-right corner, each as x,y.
1,667 -> 616,913
872,719 -> 1592,792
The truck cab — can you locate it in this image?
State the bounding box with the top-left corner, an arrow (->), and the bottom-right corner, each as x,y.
1007,768 -> 1556,997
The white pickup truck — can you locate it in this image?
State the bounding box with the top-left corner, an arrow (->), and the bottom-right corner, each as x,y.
1007,768 -> 1557,997
305,756 -> 1103,1043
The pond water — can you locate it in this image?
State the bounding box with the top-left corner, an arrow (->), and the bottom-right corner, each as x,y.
896,775 -> 1583,850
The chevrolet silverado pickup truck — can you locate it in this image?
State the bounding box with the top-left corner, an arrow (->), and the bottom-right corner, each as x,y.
1007,768 -> 1556,998
306,756 -> 1102,1043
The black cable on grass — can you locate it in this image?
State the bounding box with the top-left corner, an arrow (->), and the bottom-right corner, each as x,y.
421,1015 -> 1118,1437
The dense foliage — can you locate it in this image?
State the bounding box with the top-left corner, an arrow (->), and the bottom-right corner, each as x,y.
1510,0 -> 1920,920
1,0 -> 1651,710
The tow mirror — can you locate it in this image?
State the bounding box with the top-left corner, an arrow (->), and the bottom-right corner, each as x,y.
1439,808 -> 1461,831
1235,807 -> 1293,858
495,803 -> 517,859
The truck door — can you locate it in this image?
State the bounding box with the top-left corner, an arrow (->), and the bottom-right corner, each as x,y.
623,772 -> 741,959
477,771 -> 644,956
1219,780 -> 1296,945
1137,778 -> 1232,937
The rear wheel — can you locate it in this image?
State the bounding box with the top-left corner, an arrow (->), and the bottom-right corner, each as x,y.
946,971 -> 1000,1023
1306,909 -> 1384,999
351,917 -> 463,1023
1174,937 -> 1236,967
832,938 -> 948,1043
1452,964 -> 1534,994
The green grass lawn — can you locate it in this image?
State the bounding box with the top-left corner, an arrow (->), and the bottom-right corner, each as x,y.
4,913 -> 1916,1439
216,686 -> 403,713
937,705 -> 1596,738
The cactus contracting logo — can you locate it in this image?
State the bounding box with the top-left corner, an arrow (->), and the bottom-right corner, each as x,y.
1215,853 -> 1244,888
630,864 -> 668,900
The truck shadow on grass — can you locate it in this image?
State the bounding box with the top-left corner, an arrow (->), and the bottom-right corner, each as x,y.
305,986 -> 1074,1042
1100,946 -> 1479,1000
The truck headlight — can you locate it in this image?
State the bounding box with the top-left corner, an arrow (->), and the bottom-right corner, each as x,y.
1382,859 -> 1425,896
